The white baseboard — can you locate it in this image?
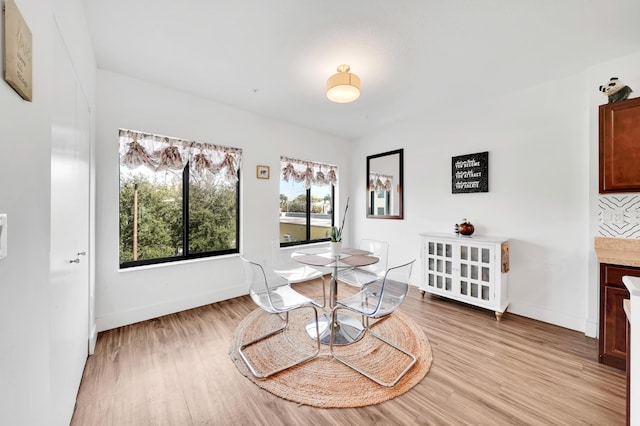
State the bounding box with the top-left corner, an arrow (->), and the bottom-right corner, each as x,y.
96,286 -> 247,332
508,301 -> 586,333
584,318 -> 598,338
88,323 -> 97,355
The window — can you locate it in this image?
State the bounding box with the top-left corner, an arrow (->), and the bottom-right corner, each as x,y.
118,129 -> 241,268
279,156 -> 336,246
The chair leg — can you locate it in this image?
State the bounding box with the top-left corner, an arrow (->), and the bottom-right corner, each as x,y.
329,307 -> 417,387
317,275 -> 327,308
239,306 -> 320,379
366,328 -> 417,387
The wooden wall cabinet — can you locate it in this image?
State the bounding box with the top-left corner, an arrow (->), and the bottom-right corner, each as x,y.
419,233 -> 509,320
599,263 -> 636,370
599,97 -> 640,193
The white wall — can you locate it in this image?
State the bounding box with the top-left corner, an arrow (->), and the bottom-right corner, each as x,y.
0,2 -> 53,423
97,56 -> 640,337
350,72 -> 592,332
0,0 -> 96,424
94,70 -> 351,331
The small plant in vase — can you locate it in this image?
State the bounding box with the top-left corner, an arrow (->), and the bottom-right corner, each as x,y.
330,225 -> 342,243
330,226 -> 342,257
330,198 -> 349,256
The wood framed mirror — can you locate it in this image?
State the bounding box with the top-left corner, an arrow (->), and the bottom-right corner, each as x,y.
366,148 -> 403,219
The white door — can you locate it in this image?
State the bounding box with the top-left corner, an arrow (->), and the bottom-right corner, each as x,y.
49,27 -> 90,425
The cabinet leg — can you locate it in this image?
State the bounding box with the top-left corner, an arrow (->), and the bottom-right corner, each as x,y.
495,311 -> 503,321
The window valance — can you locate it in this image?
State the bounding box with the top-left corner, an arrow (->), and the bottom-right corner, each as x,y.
118,129 -> 242,183
368,173 -> 393,191
280,156 -> 337,189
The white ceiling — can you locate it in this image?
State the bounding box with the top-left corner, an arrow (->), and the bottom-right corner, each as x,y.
82,0 -> 640,140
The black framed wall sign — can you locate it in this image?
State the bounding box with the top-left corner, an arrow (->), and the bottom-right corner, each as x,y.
452,151 -> 489,193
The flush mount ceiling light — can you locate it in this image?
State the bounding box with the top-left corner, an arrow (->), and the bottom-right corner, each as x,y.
326,64 -> 360,103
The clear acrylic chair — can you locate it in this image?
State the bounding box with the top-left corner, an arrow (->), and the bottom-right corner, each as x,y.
238,257 -> 322,379
271,240 -> 326,306
330,260 -> 416,387
337,239 -> 389,288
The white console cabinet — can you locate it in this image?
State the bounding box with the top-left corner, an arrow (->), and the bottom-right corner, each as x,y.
419,233 -> 510,320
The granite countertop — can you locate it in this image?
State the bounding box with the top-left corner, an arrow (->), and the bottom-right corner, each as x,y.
594,237 -> 640,268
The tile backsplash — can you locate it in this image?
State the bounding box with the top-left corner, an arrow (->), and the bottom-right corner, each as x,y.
598,194 -> 640,238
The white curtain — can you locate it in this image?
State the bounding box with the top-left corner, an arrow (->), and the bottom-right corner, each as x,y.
280,156 -> 337,189
118,129 -> 242,183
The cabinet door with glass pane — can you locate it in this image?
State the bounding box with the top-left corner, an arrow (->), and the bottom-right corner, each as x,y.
419,233 -> 509,320
458,242 -> 495,306
423,239 -> 455,296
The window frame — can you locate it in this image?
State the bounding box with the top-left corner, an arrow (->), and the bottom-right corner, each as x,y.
279,181 -> 335,248
117,129 -> 242,270
118,162 -> 241,269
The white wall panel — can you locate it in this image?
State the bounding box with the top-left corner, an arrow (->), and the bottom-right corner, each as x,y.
350,73 -> 591,332
94,70 -> 351,331
0,0 -> 96,423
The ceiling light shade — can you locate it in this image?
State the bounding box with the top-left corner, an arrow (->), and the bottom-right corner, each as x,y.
326,64 -> 360,103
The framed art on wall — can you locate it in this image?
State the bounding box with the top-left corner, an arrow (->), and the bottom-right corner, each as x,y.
452,151 -> 489,194
3,0 -> 33,101
256,165 -> 270,179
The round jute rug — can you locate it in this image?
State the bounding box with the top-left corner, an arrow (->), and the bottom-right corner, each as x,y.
229,307 -> 433,408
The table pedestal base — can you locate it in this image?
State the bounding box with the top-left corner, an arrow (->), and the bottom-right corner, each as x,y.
305,313 -> 365,346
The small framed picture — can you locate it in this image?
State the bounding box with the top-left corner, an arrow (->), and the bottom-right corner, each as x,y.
256,165 -> 270,179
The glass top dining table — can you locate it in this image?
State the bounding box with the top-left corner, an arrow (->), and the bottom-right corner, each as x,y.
291,246 -> 379,345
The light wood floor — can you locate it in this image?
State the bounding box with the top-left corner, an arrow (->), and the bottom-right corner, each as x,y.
72,279 -> 626,426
